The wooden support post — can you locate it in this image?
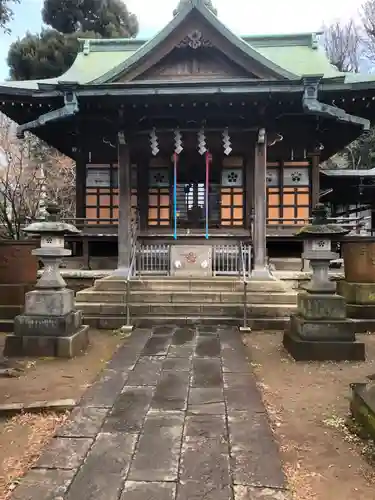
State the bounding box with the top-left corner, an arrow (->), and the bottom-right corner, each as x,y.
83,238 -> 90,270
250,129 -> 275,281
244,153 -> 253,236
75,147 -> 86,221
113,133 -> 131,276
138,155 -> 148,231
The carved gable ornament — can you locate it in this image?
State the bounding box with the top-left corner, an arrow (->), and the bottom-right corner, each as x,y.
176,30 -> 212,49
133,28 -> 252,81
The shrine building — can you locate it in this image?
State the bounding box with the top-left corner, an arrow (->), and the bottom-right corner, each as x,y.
2,0 -> 375,279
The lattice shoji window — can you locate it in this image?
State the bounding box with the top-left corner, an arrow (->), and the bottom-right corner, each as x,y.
148,166 -> 170,226
266,161 -> 310,225
220,162 -> 244,227
85,164 -> 137,225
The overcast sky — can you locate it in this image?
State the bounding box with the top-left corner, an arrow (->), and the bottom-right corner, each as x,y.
0,0 -> 365,81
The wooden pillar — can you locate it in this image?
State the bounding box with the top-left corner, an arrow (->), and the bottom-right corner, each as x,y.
113,132 -> 131,276
75,147 -> 86,222
311,153 -> 320,208
244,153 -> 253,235
138,155 -> 148,231
250,129 -> 275,281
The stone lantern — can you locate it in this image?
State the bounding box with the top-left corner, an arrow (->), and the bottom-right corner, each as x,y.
283,204 -> 365,361
4,203 -> 89,358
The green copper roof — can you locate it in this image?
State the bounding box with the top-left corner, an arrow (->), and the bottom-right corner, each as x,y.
0,0 -> 372,91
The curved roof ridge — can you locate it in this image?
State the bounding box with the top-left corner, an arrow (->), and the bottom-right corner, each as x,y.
90,0 -> 298,84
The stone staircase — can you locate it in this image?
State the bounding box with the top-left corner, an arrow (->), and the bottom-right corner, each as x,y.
75,276 -> 297,330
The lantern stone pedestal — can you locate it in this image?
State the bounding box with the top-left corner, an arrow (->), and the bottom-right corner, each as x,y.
3,205 -> 89,358
283,205 -> 365,361
337,237 -> 375,332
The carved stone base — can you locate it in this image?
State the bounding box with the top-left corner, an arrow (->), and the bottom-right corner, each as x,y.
290,314 -> 355,341
4,325 -> 89,358
14,310 -> 82,337
283,330 -> 365,362
297,292 -> 346,320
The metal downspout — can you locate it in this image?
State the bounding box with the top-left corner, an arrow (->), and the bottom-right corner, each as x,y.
302,76 -> 370,131
16,91 -> 79,139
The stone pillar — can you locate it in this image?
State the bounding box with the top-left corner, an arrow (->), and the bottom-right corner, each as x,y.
250,129 -> 275,281
114,132 -> 131,277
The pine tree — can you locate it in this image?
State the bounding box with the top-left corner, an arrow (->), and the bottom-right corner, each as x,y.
0,0 -> 19,33
7,0 -> 138,80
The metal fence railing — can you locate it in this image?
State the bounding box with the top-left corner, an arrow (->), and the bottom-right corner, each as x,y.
136,244 -> 170,276
212,244 -> 251,276
134,243 -> 252,277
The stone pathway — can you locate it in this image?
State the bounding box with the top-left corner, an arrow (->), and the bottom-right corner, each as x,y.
12,325 -> 288,500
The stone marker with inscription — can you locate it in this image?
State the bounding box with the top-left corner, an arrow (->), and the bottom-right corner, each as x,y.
283,204 -> 365,361
170,245 -> 212,277
4,204 -> 89,358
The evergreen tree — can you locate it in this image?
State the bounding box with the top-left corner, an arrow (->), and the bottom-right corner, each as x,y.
173,0 -> 217,16
7,0 -> 138,80
0,0 -> 19,33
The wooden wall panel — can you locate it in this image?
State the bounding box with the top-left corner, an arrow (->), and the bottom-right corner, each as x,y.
266,162 -> 311,225
220,187 -> 244,226
148,187 -> 170,226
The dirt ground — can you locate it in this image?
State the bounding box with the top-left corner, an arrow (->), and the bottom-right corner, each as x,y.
0,330 -> 123,500
244,332 -> 375,500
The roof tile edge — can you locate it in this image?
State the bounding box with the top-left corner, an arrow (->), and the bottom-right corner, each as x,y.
76,31 -> 323,53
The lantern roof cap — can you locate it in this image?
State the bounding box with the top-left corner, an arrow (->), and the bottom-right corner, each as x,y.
23,203 -> 80,235
297,204 -> 350,238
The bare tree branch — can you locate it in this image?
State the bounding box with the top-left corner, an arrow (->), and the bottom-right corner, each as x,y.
323,20 -> 361,72
361,0 -> 375,62
0,113 -> 76,239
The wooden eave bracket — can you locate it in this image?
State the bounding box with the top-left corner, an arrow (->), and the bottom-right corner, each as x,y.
302,76 -> 370,131
16,91 -> 79,139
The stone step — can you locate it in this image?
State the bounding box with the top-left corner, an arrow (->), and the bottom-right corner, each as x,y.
76,302 -> 127,316
82,315 -> 289,331
76,301 -> 296,318
76,289 -> 126,303
129,291 -> 297,304
94,277 -> 288,293
134,316 -> 289,331
270,258 -> 303,272
76,288 -> 296,305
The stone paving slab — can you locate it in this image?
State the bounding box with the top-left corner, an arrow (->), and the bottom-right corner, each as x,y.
10,324 -> 288,500
11,469 -> 75,500
121,481 -> 176,500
